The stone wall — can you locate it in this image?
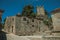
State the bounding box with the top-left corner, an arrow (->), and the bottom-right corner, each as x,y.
52,13 -> 60,31
15,16 -> 39,35
43,36 -> 60,40
6,34 -> 60,40
4,16 -> 48,36
4,16 -> 16,34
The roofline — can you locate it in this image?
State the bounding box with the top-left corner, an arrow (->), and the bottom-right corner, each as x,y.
51,8 -> 60,14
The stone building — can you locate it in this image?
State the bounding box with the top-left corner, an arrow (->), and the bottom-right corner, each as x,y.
4,6 -> 49,36
51,8 -> 60,36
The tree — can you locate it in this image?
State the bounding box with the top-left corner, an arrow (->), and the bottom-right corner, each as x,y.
3,18 -> 6,28
43,10 -> 53,30
22,5 -> 34,16
30,13 -> 36,17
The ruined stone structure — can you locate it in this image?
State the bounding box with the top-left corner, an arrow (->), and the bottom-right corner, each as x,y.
37,6 -> 45,16
4,6 -> 60,36
4,6 -> 49,36
4,6 -> 60,40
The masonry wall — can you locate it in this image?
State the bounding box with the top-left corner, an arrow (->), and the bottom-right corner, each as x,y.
4,16 -> 49,36
52,13 -> 60,31
15,16 -> 39,35
4,16 -> 16,34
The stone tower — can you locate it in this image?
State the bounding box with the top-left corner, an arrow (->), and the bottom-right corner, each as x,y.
37,6 -> 45,16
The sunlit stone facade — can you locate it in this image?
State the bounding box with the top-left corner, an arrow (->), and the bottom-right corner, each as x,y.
51,8 -> 60,36
4,16 -> 48,36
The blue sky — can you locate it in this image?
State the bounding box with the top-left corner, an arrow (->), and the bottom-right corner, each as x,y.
0,0 -> 60,22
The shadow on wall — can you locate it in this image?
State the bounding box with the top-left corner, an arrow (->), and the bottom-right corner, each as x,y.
0,25 -> 7,40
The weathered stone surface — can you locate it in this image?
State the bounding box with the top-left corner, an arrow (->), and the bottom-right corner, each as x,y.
6,34 -> 60,40
4,16 -> 48,36
52,13 -> 60,31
